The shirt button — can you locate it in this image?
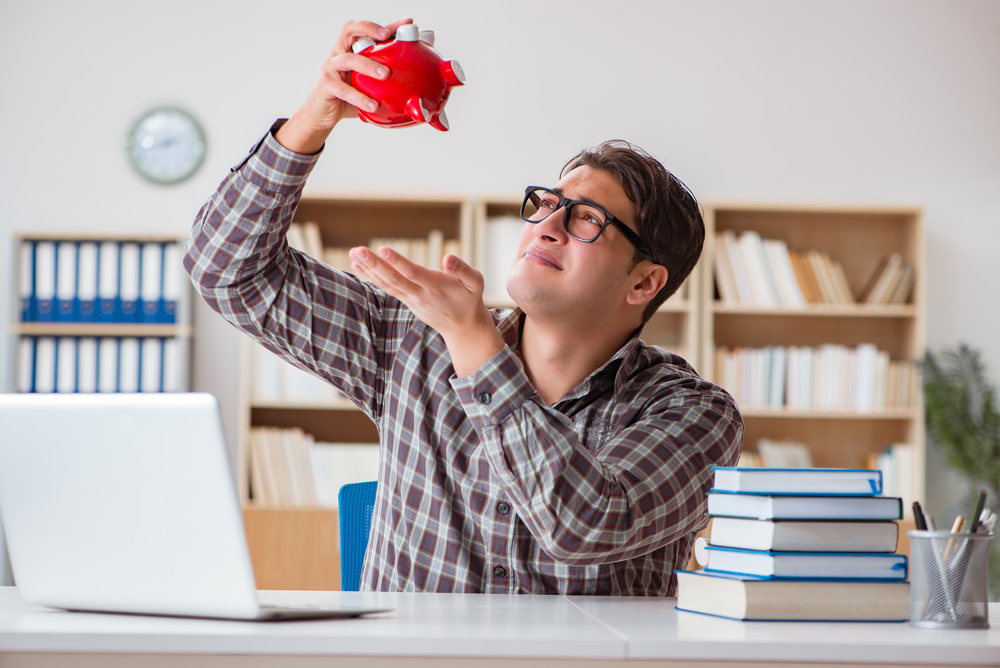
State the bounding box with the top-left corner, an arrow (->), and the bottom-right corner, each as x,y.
493,565 -> 507,578
497,502 -> 510,515
477,392 -> 492,405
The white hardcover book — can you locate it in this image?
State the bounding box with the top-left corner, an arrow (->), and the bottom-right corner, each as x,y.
302,222 -> 325,258
249,429 -> 275,505
98,337 -> 119,392
713,233 -> 739,305
18,239 -> 33,320
738,231 -> 779,307
140,242 -> 163,319
55,241 -> 78,319
852,343 -> 878,412
427,229 -> 445,271
34,337 -> 57,393
874,350 -> 891,411
705,546 -> 907,580
118,337 -> 140,393
483,216 -> 522,303
56,337 -> 77,393
77,338 -> 98,393
767,347 -> 786,408
252,344 -> 284,403
309,445 -> 334,507
162,338 -> 183,392
140,338 -> 162,392
119,242 -> 141,318
721,231 -> 753,305
34,241 -> 57,319
775,240 -> 806,308
77,242 -> 98,317
162,242 -> 182,319
98,241 -> 120,316
796,346 -> 813,410
709,516 -> 898,552
707,492 -> 903,521
286,223 -> 308,254
263,428 -> 291,506
763,240 -> 797,308
16,337 -> 34,393
280,429 -> 309,507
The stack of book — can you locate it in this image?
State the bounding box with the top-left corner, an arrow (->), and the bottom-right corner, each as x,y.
677,467 -> 910,621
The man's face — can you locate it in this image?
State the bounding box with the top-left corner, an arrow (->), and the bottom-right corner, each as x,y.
506,165 -> 641,322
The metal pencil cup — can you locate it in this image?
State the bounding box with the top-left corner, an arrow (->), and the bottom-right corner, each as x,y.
907,530 -> 993,629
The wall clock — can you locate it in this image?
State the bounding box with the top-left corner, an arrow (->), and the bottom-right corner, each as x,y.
124,106 -> 207,185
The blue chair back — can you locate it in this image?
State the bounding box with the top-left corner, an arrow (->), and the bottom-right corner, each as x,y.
338,480 -> 377,591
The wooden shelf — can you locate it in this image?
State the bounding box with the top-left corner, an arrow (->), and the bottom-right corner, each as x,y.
738,408 -> 917,420
13,323 -> 192,337
250,397 -> 359,411
713,304 -> 917,318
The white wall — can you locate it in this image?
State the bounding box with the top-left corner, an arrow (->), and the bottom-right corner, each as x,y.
1,0 -> 998,530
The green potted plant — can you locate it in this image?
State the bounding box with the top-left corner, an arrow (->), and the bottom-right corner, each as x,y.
922,343 -> 1000,599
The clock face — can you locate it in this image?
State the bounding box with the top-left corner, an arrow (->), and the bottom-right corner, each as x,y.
125,107 -> 206,185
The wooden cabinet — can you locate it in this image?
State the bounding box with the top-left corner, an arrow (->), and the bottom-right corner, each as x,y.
234,197 -> 925,587
11,232 -> 192,394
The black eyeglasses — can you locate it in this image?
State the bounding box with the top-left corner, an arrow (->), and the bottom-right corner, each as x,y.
520,186 -> 661,265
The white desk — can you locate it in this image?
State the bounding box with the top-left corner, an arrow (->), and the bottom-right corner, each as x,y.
0,587 -> 997,667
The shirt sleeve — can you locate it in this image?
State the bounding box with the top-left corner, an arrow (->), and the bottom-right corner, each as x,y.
449,345 -> 743,566
182,122 -> 414,420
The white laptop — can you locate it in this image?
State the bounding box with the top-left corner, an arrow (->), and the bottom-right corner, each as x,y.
0,392 -> 388,621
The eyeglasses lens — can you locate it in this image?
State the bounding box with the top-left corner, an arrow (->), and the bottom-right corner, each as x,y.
522,189 -> 608,242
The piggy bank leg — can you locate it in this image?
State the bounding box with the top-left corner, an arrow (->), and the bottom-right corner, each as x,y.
429,109 -> 450,132
404,97 -> 430,124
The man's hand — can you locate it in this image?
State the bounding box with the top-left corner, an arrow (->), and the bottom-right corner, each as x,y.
349,247 -> 506,377
276,18 -> 413,155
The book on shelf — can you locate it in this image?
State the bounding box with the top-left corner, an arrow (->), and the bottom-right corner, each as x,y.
251,342 -> 341,405
865,443 -> 915,520
17,237 -> 183,324
286,222 -> 458,274
707,492 -> 903,521
708,517 -> 899,553
703,546 -> 907,580
860,253 -> 916,306
711,467 -> 883,495
754,438 -> 813,468
249,426 -> 378,508
713,343 -> 913,412
675,570 -> 910,621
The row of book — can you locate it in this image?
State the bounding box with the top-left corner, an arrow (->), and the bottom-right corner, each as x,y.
15,335 -> 185,394
249,427 -> 379,508
18,239 -> 183,324
737,438 -> 814,468
678,467 -> 909,621
251,342 -> 342,405
287,222 -> 463,273
713,230 -> 915,308
713,344 -> 914,412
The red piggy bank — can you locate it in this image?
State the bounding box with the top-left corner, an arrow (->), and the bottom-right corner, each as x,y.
350,24 -> 465,131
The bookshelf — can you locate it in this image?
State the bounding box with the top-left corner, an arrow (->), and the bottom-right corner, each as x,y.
237,191 -> 472,590
700,204 -> 926,527
474,197 -> 701,370
11,232 -> 192,394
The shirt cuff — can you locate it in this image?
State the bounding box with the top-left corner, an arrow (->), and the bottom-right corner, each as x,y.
450,345 -> 537,429
230,119 -> 322,195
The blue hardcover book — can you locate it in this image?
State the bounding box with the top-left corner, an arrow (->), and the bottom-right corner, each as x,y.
704,545 -> 908,581
711,467 -> 882,496
675,570 -> 910,621
19,240 -> 34,322
707,492 -> 902,521
97,241 -> 120,323
162,242 -> 180,324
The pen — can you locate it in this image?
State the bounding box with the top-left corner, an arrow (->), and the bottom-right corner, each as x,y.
913,501 -> 927,530
944,515 -> 964,562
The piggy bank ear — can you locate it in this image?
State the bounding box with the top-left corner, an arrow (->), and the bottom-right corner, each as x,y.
429,110 -> 450,132
404,97 -> 431,124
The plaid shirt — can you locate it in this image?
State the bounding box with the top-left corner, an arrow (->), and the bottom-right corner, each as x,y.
184,124 -> 743,596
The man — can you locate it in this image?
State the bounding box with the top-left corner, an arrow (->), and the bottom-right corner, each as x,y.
185,18 -> 742,596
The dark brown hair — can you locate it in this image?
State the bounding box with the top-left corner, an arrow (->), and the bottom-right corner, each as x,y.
561,140 -> 704,322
